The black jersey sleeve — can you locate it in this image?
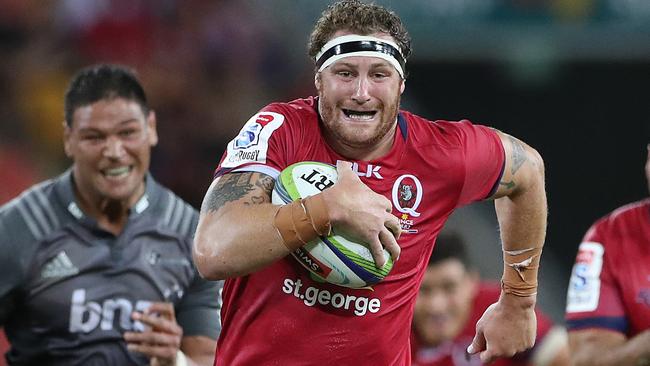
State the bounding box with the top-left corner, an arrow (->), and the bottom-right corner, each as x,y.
175,210 -> 222,339
175,264 -> 223,339
0,206 -> 37,325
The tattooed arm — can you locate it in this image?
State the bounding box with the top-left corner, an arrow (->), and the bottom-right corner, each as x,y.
192,171 -> 289,280
467,131 -> 547,364
490,131 -> 547,266
193,163 -> 401,280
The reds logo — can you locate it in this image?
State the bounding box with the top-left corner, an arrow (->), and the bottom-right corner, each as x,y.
392,174 -> 422,217
399,184 -> 416,208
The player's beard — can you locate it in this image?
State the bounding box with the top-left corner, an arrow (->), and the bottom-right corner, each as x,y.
319,92 -> 401,153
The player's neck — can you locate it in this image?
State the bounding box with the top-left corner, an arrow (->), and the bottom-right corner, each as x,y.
74,182 -> 144,235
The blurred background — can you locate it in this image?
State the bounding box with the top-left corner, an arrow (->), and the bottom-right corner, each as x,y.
1,0 -> 649,338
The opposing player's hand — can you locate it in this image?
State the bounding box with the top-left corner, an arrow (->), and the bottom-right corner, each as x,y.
124,302 -> 183,366
467,294 -> 537,364
322,161 -> 401,267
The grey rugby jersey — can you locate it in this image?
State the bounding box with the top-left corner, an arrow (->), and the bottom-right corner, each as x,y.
0,170 -> 222,366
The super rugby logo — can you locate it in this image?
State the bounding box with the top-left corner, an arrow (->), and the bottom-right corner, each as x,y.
566,242 -> 604,313
391,174 -> 423,217
233,150 -> 260,161
233,113 -> 275,149
223,112 -> 284,168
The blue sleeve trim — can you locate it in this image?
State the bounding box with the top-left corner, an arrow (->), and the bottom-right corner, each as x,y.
485,155 -> 505,199
397,112 -> 408,141
566,316 -> 627,333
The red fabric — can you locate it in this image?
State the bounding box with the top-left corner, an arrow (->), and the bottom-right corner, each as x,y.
566,199 -> 650,336
213,97 -> 505,365
0,329 -> 8,366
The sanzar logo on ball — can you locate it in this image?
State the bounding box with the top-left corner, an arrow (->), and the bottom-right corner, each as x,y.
271,161 -> 394,289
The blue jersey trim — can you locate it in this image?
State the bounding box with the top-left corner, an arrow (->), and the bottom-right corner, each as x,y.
397,112 -> 407,141
566,316 -> 628,333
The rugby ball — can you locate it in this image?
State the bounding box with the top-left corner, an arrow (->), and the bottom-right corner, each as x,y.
272,161 -> 393,288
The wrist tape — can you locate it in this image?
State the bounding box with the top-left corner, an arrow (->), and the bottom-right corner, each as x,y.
273,194 -> 331,251
501,247 -> 542,297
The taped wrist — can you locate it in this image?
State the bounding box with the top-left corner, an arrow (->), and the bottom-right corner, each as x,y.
501,247 -> 542,297
273,194 -> 332,251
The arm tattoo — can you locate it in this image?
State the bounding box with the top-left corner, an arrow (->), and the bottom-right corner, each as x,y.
245,175 -> 274,206
508,135 -> 527,175
201,172 -> 274,213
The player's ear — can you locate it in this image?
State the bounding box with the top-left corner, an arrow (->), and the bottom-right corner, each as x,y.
314,72 -> 322,92
63,121 -> 72,158
399,78 -> 406,95
146,111 -> 158,147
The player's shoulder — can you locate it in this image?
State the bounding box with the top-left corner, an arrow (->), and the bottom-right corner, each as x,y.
263,97 -> 318,122
146,178 -> 198,239
0,177 -> 61,241
589,198 -> 649,236
607,198 -> 650,222
400,111 -> 493,147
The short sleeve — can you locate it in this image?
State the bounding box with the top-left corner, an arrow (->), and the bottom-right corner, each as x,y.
214,104 -> 296,178
0,209 -> 35,325
176,210 -> 223,339
565,222 -> 627,333
455,121 -> 505,206
176,270 -> 223,339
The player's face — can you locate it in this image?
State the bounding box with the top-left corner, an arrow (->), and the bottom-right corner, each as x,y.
316,31 -> 405,159
64,97 -> 158,206
413,259 -> 478,346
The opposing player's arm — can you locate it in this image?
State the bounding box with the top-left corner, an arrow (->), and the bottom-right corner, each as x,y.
569,329 -> 650,366
193,171 -> 291,280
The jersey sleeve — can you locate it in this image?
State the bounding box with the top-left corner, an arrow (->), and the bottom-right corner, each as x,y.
0,207 -> 37,325
176,212 -> 223,339
565,221 -> 627,333
214,103 -> 300,179
453,121 -> 505,206
175,270 -> 223,339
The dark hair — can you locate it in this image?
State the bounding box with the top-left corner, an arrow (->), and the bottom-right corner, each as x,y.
308,0 -> 412,67
64,64 -> 149,126
428,231 -> 473,269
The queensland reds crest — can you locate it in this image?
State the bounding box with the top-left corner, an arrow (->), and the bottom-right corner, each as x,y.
391,174 -> 423,217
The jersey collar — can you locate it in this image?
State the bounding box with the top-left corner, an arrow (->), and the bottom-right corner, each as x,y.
55,169 -> 158,221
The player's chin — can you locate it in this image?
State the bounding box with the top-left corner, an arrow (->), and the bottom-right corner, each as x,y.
339,127 -> 383,146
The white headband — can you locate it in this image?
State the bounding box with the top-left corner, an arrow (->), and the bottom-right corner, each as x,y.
315,35 -> 405,78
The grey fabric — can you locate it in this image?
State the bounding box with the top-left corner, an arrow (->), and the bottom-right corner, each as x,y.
0,170 -> 222,366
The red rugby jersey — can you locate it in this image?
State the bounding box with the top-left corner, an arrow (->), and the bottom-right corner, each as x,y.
213,97 -> 505,365
566,199 -> 650,337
